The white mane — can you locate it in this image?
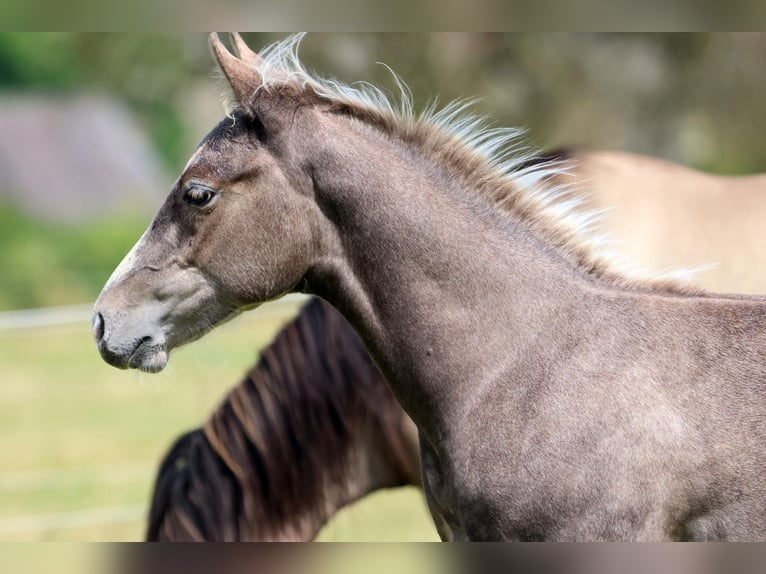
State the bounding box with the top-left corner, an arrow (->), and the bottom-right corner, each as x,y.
237,33 -> 699,290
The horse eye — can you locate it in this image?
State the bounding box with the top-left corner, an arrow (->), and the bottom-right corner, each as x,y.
183,186 -> 216,207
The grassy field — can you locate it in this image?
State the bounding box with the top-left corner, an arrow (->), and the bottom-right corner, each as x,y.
0,298 -> 437,542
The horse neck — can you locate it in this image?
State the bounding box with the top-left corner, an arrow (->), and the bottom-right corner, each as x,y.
203,304 -> 415,541
304,117 -> 590,442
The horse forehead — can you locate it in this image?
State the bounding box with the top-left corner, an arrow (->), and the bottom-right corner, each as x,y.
181,115 -> 254,174
180,144 -> 222,182
182,145 -> 208,172
181,139 -> 245,182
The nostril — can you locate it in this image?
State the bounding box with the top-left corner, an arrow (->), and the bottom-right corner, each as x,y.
92,312 -> 105,342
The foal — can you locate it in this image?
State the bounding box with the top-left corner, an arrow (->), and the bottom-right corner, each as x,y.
146,298 -> 420,541
95,34 -> 766,540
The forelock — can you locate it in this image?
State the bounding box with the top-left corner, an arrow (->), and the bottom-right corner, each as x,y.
201,112 -> 253,150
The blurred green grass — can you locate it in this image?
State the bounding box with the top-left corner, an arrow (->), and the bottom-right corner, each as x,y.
0,301 -> 437,542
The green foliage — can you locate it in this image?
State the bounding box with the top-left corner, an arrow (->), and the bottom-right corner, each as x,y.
0,33 -> 83,89
0,203 -> 148,309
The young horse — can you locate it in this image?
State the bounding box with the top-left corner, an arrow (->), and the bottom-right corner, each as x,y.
561,149 -> 766,295
146,297 -> 420,541
94,33 -> 766,541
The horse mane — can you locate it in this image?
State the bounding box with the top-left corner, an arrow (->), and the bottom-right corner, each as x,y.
146,428 -> 242,541
146,298 -> 414,541
230,34 -> 701,295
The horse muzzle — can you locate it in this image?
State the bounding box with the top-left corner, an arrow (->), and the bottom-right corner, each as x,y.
92,308 -> 169,373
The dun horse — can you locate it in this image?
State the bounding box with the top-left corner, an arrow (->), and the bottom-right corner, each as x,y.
94,34 -> 766,541
563,149 -> 766,295
148,149 -> 766,541
146,298 -> 420,541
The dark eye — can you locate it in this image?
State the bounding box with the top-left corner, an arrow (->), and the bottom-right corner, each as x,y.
183,186 -> 216,207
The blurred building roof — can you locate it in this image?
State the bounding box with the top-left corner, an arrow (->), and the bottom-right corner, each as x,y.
0,93 -> 168,222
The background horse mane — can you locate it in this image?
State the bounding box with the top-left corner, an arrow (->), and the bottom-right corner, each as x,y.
224,33 -> 697,295
146,298 -> 419,541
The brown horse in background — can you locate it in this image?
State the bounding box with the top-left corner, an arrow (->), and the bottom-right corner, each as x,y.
146,298 -> 420,541
565,150 -> 766,295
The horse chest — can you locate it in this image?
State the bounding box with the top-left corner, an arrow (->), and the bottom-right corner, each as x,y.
419,428 -> 543,541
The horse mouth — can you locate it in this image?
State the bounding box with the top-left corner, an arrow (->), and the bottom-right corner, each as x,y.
98,337 -> 168,373
128,339 -> 169,373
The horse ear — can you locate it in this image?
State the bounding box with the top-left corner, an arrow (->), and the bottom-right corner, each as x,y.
229,33 -> 265,69
209,32 -> 263,113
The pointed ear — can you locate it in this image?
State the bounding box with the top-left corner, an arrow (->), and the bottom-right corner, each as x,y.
229,32 -> 265,69
209,32 -> 263,112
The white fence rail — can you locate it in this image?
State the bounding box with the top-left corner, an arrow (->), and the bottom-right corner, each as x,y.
0,304 -> 94,331
0,505 -> 147,536
0,294 -> 310,332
